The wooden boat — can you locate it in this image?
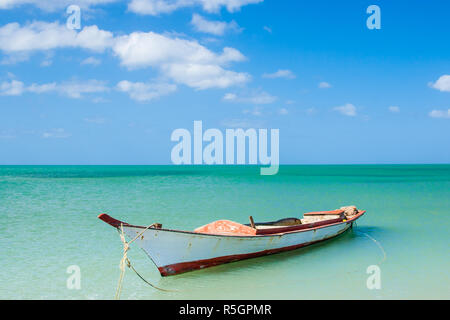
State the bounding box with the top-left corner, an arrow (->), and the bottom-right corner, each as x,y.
98,206 -> 365,276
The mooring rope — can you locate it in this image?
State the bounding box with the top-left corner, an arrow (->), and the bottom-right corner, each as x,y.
354,230 -> 387,264
299,224 -> 388,283
114,223 -> 176,300
352,220 -> 386,265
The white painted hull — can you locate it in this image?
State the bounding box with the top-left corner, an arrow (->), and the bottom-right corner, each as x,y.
120,218 -> 356,276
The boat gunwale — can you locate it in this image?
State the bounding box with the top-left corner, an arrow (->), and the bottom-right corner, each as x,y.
98,210 -> 365,238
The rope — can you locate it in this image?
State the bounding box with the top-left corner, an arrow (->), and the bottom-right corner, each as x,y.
114,223 -> 176,300
298,224 -> 387,283
354,230 -> 387,264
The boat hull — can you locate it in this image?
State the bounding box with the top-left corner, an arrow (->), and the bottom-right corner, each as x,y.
115,213 -> 363,276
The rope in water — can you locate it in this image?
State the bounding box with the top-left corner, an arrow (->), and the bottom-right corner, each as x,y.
115,223 -> 176,300
355,230 -> 387,264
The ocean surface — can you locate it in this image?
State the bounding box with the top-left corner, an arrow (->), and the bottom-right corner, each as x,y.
0,165 -> 449,300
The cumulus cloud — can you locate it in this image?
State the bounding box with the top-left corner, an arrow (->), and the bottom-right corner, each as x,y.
0,21 -> 113,53
0,130 -> 16,139
305,107 -> 316,115
113,31 -> 249,89
0,79 -> 25,95
333,103 -> 357,117
116,80 -> 176,101
128,0 -> 263,15
223,90 -> 276,104
84,117 -> 106,124
1,52 -> 29,65
113,32 -> 245,68
81,56 -> 101,66
3,79 -> 109,98
27,82 -> 58,94
0,21 -> 250,91
389,106 -> 400,113
164,64 -> 249,90
0,0 -> 118,11
42,128 -> 71,139
242,106 -> 262,116
191,13 -> 241,35
318,81 -> 331,88
5,77 -> 179,102
40,59 -> 52,67
429,109 -> 450,119
221,118 -> 264,128
429,75 -> 450,92
278,108 -> 288,115
56,80 -> 110,98
262,69 -> 295,79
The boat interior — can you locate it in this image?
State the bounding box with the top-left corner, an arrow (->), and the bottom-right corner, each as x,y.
98,206 -> 363,237
193,206 -> 363,236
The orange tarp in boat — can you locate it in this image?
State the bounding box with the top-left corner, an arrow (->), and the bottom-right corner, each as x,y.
194,220 -> 256,236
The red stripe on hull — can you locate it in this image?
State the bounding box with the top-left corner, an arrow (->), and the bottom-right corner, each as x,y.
158,226 -> 350,276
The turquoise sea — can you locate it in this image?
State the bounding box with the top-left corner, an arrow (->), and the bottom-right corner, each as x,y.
0,165 -> 449,299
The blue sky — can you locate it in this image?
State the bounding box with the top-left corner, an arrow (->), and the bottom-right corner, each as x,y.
0,0 -> 449,165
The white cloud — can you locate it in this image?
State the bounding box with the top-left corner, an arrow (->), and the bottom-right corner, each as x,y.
221,118 -> 264,128
113,32 -> 245,68
318,81 -> 331,88
31,80 -> 109,98
0,0 -> 118,11
223,93 -> 237,100
92,97 -> 108,103
429,75 -> 450,92
117,80 -> 177,102
278,108 -> 288,115
429,109 -> 450,119
389,106 -> 400,113
113,31 -> 249,89
242,106 -> 262,116
58,80 -> 109,98
128,0 -> 263,15
191,13 -> 240,36
263,26 -> 272,33
0,130 -> 16,139
81,56 -> 101,66
262,69 -> 295,79
223,90 -> 276,104
305,107 -> 316,115
5,79 -> 109,98
1,52 -> 29,64
84,117 -> 106,124
163,64 -> 249,90
42,128 -> 71,139
40,59 -> 52,67
0,80 -> 25,95
27,82 -> 57,93
0,21 -> 250,91
333,103 -> 357,117
0,21 -> 113,53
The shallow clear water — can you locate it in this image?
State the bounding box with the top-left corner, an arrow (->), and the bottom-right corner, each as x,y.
0,165 -> 449,299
